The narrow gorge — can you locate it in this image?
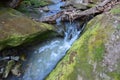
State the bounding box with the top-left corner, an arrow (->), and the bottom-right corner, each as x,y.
0,0 -> 120,80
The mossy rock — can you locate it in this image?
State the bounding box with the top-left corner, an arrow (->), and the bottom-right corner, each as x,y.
46,5 -> 120,80
17,0 -> 53,11
0,7 -> 56,51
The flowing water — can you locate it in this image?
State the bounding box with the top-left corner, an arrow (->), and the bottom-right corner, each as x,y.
40,0 -> 65,19
9,0 -> 85,80
9,21 -> 84,80
22,21 -> 84,80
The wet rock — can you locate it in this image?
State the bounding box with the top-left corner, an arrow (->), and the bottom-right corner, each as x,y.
2,60 -> 15,78
42,6 -> 50,12
0,56 -> 19,61
10,56 -> 19,61
0,68 -> 4,74
11,63 -> 21,77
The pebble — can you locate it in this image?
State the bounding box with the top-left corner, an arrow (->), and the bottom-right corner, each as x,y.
1,21 -> 5,24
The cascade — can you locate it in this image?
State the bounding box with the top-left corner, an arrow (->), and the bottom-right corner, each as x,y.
21,21 -> 84,80
9,0 -> 85,80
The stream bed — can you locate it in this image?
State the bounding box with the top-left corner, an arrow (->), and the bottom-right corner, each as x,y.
8,0 -> 85,80
22,21 -> 83,80
8,21 -> 84,80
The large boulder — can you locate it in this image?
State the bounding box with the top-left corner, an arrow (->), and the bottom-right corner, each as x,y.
0,7 -> 56,51
46,4 -> 120,80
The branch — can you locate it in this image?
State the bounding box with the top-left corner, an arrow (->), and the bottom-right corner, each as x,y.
40,0 -> 120,23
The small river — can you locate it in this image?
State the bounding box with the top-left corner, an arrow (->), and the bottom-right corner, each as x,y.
22,21 -> 84,80
9,0 -> 84,80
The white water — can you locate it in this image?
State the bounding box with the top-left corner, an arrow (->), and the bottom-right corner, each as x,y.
8,0 -> 84,80
22,0 -> 84,79
22,21 -> 83,80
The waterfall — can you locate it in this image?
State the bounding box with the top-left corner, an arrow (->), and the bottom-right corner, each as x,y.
8,0 -> 85,80
20,21 -> 83,80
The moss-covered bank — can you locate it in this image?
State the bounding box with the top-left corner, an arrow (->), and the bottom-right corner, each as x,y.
17,0 -> 53,13
0,7 -> 56,51
46,4 -> 120,80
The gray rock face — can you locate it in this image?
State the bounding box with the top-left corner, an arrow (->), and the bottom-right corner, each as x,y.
103,22 -> 120,72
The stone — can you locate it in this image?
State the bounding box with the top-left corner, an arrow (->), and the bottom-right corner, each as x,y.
0,7 -> 56,51
10,56 -> 19,61
2,60 -> 15,78
42,6 -> 50,12
11,63 -> 21,77
46,4 -> 120,80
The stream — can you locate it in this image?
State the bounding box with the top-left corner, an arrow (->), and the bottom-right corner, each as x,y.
22,21 -> 84,80
9,0 -> 85,80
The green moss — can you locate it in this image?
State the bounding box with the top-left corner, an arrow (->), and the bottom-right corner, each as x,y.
1,34 -> 25,45
3,60 -> 15,78
117,24 -> 120,29
106,61 -> 120,80
17,0 -> 53,14
0,30 -> 56,50
65,22 -> 106,80
107,71 -> 120,80
25,0 -> 52,7
0,7 -> 56,51
93,44 -> 104,61
46,17 -> 101,80
29,0 -> 52,7
110,5 -> 120,14
46,8 -> 118,79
